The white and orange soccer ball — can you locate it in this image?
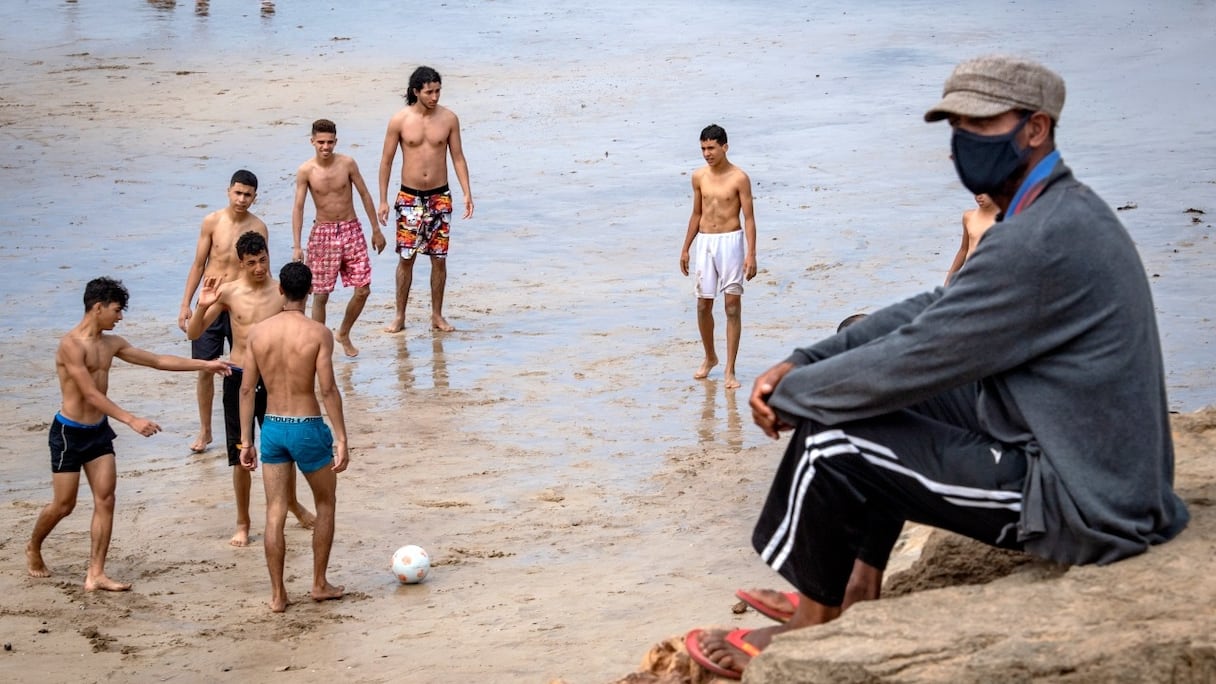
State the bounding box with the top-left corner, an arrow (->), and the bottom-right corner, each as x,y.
391,545 -> 430,584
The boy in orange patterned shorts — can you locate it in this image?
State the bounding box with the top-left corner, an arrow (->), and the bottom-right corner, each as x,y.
292,119 -> 386,357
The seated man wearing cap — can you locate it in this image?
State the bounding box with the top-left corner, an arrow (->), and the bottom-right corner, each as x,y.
684,55 -> 1190,680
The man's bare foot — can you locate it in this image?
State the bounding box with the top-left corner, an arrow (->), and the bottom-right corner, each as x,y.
290,505 -> 316,530
84,573 -> 132,592
738,588 -> 798,620
269,594 -> 289,613
189,432 -> 212,453
724,373 -> 741,389
230,525 -> 251,547
694,626 -> 778,676
311,582 -> 345,602
335,332 -> 359,358
383,318 -> 404,334
694,356 -> 719,380
431,315 -> 454,332
26,544 -> 51,578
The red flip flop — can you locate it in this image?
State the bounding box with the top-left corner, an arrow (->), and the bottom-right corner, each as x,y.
734,588 -> 799,623
684,627 -> 761,680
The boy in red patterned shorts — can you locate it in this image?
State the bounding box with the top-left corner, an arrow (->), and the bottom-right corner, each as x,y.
292,119 -> 386,357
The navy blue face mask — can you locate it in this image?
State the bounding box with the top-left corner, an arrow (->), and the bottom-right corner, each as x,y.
950,114 -> 1031,196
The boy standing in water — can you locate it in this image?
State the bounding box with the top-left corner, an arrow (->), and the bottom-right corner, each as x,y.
292,119 -> 386,358
679,124 -> 758,389
178,170 -> 267,453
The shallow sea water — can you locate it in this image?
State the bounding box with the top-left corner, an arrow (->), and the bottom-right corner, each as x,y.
0,0 -> 1212,482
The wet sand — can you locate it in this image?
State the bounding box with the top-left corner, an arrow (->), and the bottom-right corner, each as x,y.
1,1 -> 1213,682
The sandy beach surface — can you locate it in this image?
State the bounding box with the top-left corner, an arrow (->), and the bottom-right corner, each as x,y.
1,1 -> 1213,682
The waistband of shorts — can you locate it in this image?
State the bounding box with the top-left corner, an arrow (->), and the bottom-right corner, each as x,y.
55,412 -> 106,429
698,229 -> 745,239
399,183 -> 450,197
264,414 -> 324,424
313,218 -> 361,229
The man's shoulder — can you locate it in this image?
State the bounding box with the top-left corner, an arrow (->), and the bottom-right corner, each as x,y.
200,208 -> 226,230
243,212 -> 269,234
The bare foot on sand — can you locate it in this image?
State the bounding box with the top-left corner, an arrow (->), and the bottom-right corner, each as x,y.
335,332 -> 359,358
189,431 -> 212,453
26,544 -> 51,578
85,573 -> 132,592
383,318 -> 404,334
724,372 -> 741,389
311,582 -> 345,602
270,594 -> 290,613
432,315 -> 454,332
230,525 -> 252,547
694,356 -> 719,380
290,505 -> 316,530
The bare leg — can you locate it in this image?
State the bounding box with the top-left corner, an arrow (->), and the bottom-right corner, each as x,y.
430,256 -> 454,331
81,455 -> 131,591
261,462 -> 292,613
722,293 -> 742,389
27,471 -> 80,578
302,463 -> 343,602
311,291 -> 329,326
191,371 -> 214,452
334,286 -> 369,357
286,467 -> 315,529
230,466 -> 252,547
384,256 -> 416,333
842,558 -> 883,608
694,297 -> 718,379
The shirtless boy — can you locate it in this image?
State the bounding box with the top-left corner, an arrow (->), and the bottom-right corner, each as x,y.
292,119 -> 386,358
28,277 -> 231,590
679,124 -> 758,390
378,65 -> 474,334
187,232 -> 314,546
944,193 -> 998,284
178,170 -> 267,453
240,262 -> 349,613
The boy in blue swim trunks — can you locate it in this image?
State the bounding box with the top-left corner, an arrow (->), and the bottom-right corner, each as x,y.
28,277 -> 231,591
239,262 -> 350,613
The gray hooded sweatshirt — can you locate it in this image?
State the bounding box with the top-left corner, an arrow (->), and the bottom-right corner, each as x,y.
768,161 -> 1189,565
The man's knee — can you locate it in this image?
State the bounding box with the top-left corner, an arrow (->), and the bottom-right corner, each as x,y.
724,297 -> 742,318
696,297 -> 715,313
48,497 -> 77,517
92,491 -> 116,512
353,286 -> 370,300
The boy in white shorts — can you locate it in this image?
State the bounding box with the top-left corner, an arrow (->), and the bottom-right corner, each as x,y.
679,124 -> 758,390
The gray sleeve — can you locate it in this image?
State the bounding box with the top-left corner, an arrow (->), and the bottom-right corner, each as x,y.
769,227 -> 1063,425
786,291 -> 942,365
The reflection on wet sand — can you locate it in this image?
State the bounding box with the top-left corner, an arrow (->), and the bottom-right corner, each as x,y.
396,339 -> 416,390
431,335 -> 449,389
698,380 -> 744,449
394,335 -> 449,390
143,1 -> 270,17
